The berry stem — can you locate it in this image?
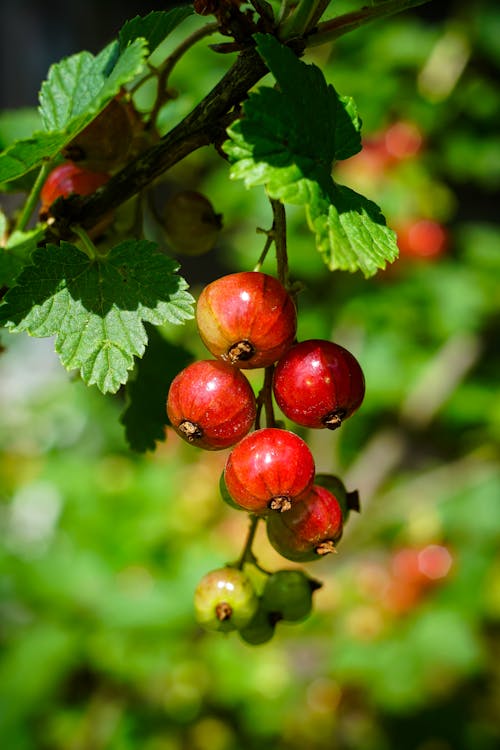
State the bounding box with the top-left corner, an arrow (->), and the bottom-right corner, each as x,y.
71,225 -> 104,261
15,160 -> 52,232
255,365 -> 277,429
148,21 -> 219,127
306,0 -> 431,47
271,198 -> 288,286
237,514 -> 261,570
279,0 -> 322,39
253,227 -> 274,271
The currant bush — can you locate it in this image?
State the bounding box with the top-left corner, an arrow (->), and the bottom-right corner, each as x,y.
1,0 -> 436,649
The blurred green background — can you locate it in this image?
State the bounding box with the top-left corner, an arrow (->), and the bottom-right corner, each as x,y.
1,1 -> 499,749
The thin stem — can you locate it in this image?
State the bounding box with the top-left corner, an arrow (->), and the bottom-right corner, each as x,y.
15,161 -> 52,232
263,365 -> 276,427
271,198 -> 288,286
279,0 -> 321,39
71,225 -> 98,261
255,364 -> 277,429
149,22 -> 219,126
249,0 -> 275,23
306,0 -> 431,47
253,227 -> 274,271
236,515 -> 261,569
308,0 -> 334,29
278,0 -> 297,24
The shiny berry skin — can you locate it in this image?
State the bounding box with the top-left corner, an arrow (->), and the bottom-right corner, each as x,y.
39,162 -> 110,219
266,484 -> 344,562
194,567 -> 258,632
196,272 -> 297,369
164,190 -> 222,256
261,570 -> 321,622
224,428 -> 315,514
273,339 -> 365,430
167,360 -> 256,451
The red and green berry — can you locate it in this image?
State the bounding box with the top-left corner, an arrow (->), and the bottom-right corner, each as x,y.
195,271 -> 297,369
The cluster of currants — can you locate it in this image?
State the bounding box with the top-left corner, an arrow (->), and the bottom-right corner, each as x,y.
166,271 -> 365,643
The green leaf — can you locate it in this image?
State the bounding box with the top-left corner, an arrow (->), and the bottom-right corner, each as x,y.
119,8 -> 195,54
0,240 -> 194,393
39,39 -> 146,131
308,184 -> 399,276
121,325 -> 193,452
223,34 -> 398,276
0,226 -> 44,288
0,40 -> 147,184
0,108 -> 42,150
0,132 -> 70,185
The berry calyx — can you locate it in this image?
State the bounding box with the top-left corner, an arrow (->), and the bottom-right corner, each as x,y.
224,428 -> 315,514
167,359 -> 256,450
39,162 -> 110,220
196,272 -> 297,369
261,570 -> 321,622
194,567 -> 258,632
273,339 -> 365,430
164,190 -> 222,256
266,484 -> 344,562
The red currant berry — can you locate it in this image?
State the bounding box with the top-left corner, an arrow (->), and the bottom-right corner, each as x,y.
39,162 -> 110,220
395,219 -> 448,260
167,360 -> 256,450
164,190 -> 222,256
314,473 -> 360,522
273,339 -> 365,430
194,567 -> 258,632
383,120 -> 423,161
224,427 -> 315,514
266,484 -> 344,562
196,272 -> 297,369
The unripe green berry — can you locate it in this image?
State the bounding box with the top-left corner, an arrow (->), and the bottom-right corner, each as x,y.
239,603 -> 276,645
194,567 -> 258,633
261,569 -> 321,622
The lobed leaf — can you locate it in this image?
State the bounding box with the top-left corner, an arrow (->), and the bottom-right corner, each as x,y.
223,33 -> 398,276
0,40 -> 147,184
0,240 -> 194,394
307,184 -> 399,276
119,8 -> 195,54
